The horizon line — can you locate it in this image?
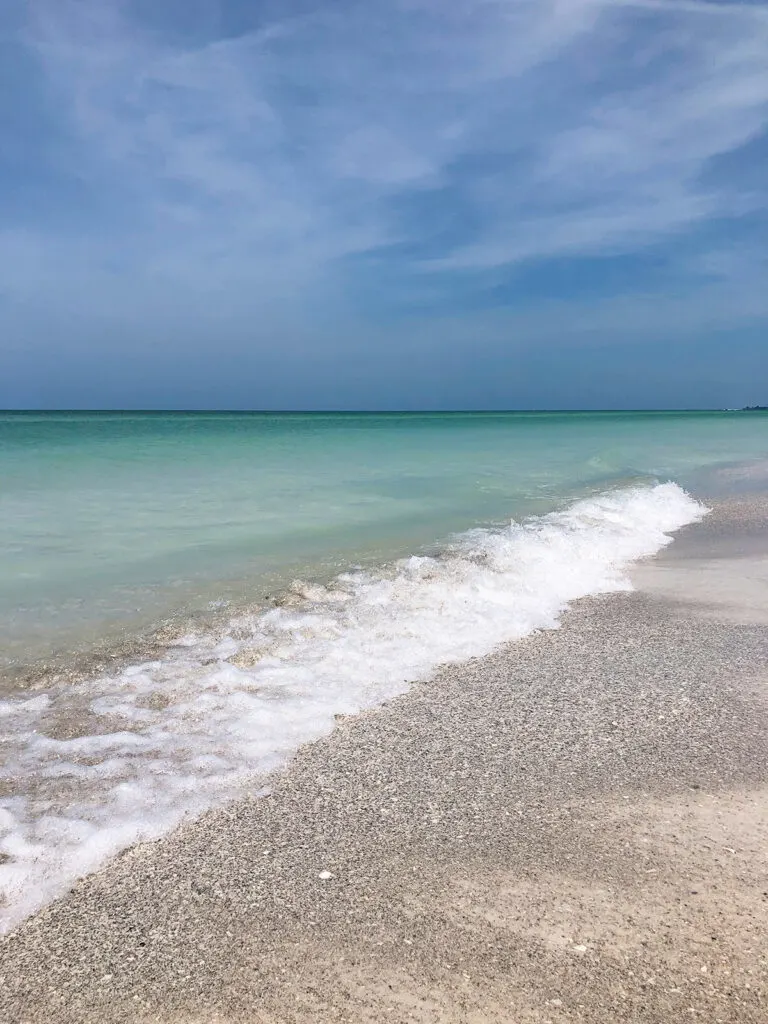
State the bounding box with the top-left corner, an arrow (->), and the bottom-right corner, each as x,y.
0,407 -> 760,415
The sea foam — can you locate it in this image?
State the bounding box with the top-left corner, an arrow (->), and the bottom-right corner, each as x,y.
0,482 -> 706,932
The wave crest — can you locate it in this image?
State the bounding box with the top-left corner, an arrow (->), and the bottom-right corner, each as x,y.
0,482 -> 706,932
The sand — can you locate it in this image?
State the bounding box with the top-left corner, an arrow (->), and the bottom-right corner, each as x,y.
1,498 -> 767,1023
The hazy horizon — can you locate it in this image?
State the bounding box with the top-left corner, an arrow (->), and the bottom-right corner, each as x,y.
2,1 -> 767,408
1,406 -> 764,414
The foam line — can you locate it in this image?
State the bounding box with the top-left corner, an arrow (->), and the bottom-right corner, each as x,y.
0,482 -> 706,932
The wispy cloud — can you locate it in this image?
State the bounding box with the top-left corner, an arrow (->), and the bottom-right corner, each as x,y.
3,0 -> 768,339
425,3 -> 768,269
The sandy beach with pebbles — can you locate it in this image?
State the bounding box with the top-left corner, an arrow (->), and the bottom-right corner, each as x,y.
2,497 -> 767,1023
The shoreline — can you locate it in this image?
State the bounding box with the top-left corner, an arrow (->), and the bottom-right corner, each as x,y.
6,466 -> 767,694
2,497 -> 767,1022
0,475 -> 709,694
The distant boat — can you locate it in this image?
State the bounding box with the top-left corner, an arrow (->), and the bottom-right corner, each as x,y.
741,405 -> 768,411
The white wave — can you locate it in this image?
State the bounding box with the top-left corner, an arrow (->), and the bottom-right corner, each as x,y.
0,482 -> 706,932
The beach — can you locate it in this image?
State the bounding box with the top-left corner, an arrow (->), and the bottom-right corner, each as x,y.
4,411 -> 747,929
4,0 -> 768,1013
2,495 -> 766,1023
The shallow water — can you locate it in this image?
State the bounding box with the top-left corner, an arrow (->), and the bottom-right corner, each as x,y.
2,410 -> 766,670
1,410 -> 767,930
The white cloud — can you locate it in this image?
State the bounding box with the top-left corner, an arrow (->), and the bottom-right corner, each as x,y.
428,2 -> 768,268
8,0 -> 768,319
617,0 -> 768,17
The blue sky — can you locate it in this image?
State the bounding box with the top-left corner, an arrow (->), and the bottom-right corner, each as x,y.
1,0 -> 767,409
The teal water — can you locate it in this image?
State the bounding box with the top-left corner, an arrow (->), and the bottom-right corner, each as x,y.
1,410 -> 767,672
2,409 -> 768,932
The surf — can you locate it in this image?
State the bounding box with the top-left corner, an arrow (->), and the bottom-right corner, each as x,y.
0,481 -> 706,932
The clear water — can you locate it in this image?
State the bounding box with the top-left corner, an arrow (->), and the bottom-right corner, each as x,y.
1,410 -> 767,931
2,410 -> 766,672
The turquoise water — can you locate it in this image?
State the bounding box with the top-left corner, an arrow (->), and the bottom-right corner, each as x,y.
2,408 -> 768,931
1,410 -> 767,671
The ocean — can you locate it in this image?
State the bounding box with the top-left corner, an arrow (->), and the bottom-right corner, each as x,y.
1,409 -> 767,930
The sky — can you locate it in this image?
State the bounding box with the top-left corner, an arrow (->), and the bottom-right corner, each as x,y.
1,0 -> 767,410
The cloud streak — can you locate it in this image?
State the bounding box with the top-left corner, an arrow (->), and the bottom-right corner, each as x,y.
18,2 -> 768,274
1,0 -> 767,406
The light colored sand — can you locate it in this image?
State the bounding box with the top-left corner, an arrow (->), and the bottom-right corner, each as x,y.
631,497 -> 768,623
1,499 -> 767,1023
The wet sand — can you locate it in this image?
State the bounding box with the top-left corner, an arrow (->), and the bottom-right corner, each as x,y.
1,498 -> 767,1023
